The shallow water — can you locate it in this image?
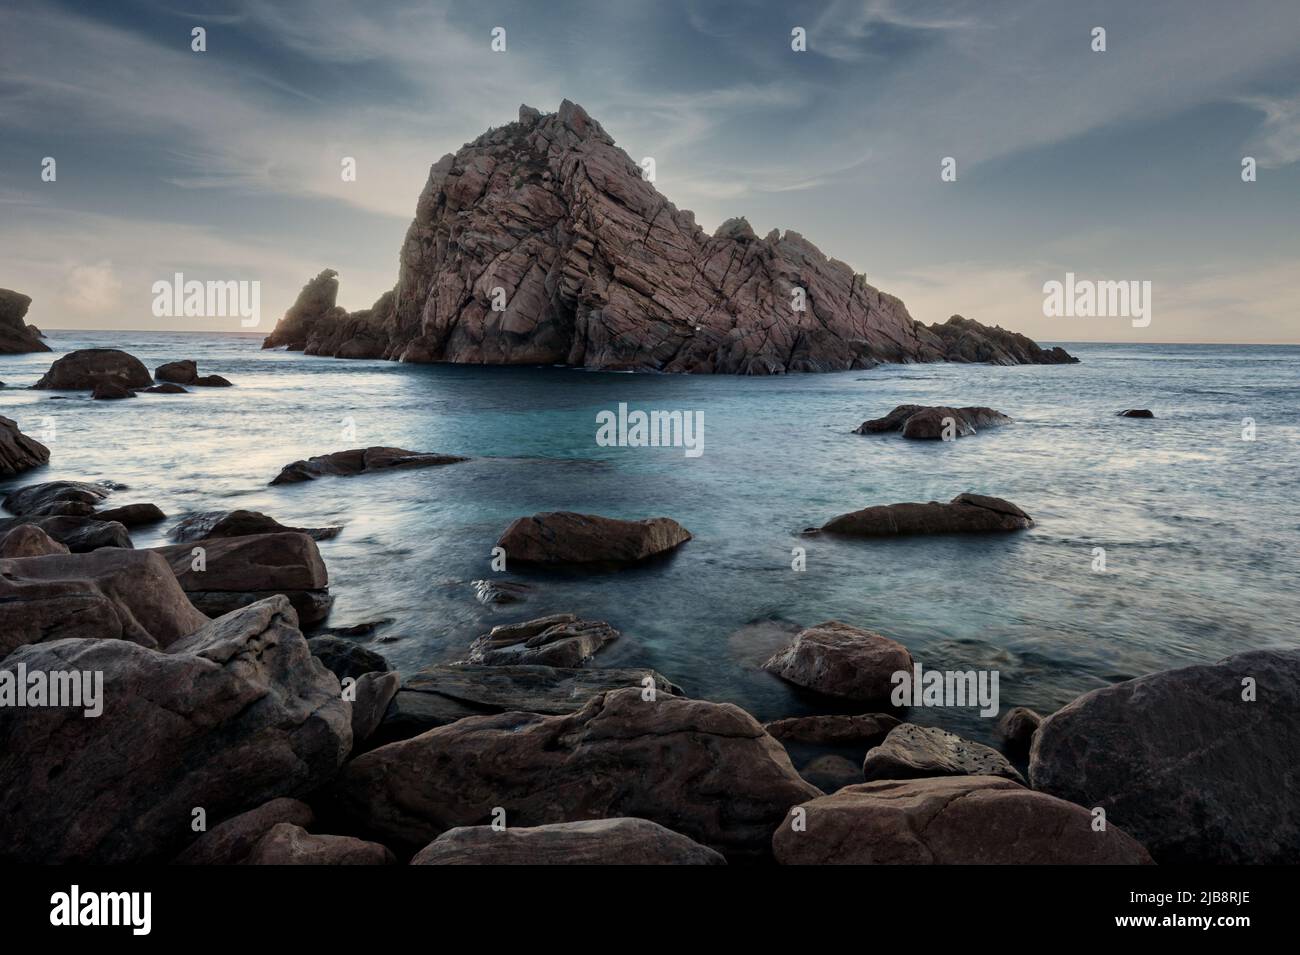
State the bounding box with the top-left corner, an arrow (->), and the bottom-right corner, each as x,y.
3,332 -> 1297,748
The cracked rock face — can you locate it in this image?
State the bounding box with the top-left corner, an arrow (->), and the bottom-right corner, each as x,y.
862,723 -> 1025,784
0,596 -> 351,864
1030,649 -> 1300,864
466,612 -> 618,667
263,102 -> 1074,374
331,686 -> 820,859
772,776 -> 1152,864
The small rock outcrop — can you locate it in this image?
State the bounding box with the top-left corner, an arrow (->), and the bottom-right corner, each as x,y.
32,348 -> 152,391
269,447 -> 467,484
411,818 -> 726,865
862,723 -> 1025,783
155,360 -> 197,383
0,289 -> 50,354
926,315 -> 1078,365
0,416 -> 50,476
813,493 -> 1033,537
169,509 -> 341,543
465,612 -> 618,667
762,621 -> 912,701
3,480 -> 114,516
1118,409 -> 1155,418
855,404 -> 1011,439
496,511 -> 692,567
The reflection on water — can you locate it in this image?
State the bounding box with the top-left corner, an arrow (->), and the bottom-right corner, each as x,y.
3,332 -> 1298,746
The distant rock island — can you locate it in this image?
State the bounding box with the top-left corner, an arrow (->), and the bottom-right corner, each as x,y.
263,101 -> 1075,373
0,289 -> 50,355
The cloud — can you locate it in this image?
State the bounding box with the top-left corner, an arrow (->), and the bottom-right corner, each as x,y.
60,260 -> 124,315
1238,94 -> 1300,168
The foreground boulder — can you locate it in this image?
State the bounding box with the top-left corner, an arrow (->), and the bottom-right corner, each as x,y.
1029,649 -> 1300,864
0,514 -> 132,551
814,493 -> 1033,537
412,818 -> 726,865
855,404 -> 1011,439
762,621 -> 912,701
862,723 -> 1024,783
0,523 -> 69,558
0,597 -> 351,863
270,447 -> 467,484
0,289 -> 50,354
496,511 -> 692,567
376,663 -> 683,744
0,548 -> 209,658
33,348 -> 152,390
169,509 -> 341,543
152,531 -> 333,626
0,416 -> 51,476
332,688 -> 819,858
772,776 -> 1151,864
466,612 -> 617,667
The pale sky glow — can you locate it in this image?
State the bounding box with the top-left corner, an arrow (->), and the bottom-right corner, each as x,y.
1,0 -> 1298,343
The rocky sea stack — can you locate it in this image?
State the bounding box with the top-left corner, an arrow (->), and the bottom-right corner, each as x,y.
262,102 -> 1074,374
0,289 -> 50,355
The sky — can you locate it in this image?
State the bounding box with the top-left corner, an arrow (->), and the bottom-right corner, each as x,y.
1,0 -> 1297,343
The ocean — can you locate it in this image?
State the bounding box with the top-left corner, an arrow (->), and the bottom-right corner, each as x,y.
3,332 -> 1297,749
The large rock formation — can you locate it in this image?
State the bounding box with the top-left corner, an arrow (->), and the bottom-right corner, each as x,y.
0,416 -> 49,476
0,289 -> 50,354
262,102 -> 1074,374
33,348 -> 152,390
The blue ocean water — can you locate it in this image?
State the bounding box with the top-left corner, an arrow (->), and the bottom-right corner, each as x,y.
3,332 -> 1297,747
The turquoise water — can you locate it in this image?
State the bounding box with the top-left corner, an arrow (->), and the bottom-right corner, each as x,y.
3,333 -> 1298,747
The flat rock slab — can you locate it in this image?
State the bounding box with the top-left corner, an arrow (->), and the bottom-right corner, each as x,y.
496,511 -> 692,567
762,620 -> 913,701
332,687 -> 820,859
411,818 -> 725,865
815,493 -> 1033,537
0,416 -> 50,476
270,447 -> 467,484
855,404 -> 1011,439
863,722 -> 1025,783
1030,649 -> 1300,864
33,348 -> 152,390
764,712 -> 901,747
466,612 -> 618,667
772,776 -> 1152,864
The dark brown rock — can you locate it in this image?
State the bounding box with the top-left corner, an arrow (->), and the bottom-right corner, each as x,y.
243,823 -> 395,865
862,722 -> 1025,783
496,511 -> 691,567
1029,649 -> 1300,864
141,382 -> 189,394
91,382 -> 136,400
169,509 -> 341,543
764,712 -> 901,747
799,754 -> 863,792
997,706 -> 1042,756
307,634 -> 390,681
94,503 -> 166,527
855,404 -> 1012,439
0,416 -> 50,476
762,621 -> 912,701
155,360 -> 197,384
0,289 -> 50,354
0,523 -> 69,558
351,670 -> 401,750
1118,409 -> 1155,418
269,447 -> 467,484
466,612 -> 618,667
3,480 -> 114,515
192,374 -> 232,387
772,776 -> 1152,864
927,315 -> 1078,365
33,348 -> 152,390
471,578 -> 532,605
0,514 -> 132,551
0,597 -> 351,863
333,687 -> 820,858
815,493 -> 1033,537
173,798 -> 315,865
411,818 -> 726,865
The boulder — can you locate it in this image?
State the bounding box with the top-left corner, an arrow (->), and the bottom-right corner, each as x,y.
33,348 -> 152,390
270,447 -> 467,484
1029,649 -> 1300,864
376,663 -> 683,745
862,723 -> 1025,783
351,671 -> 401,750
466,612 -> 618,667
0,548 -> 209,657
814,493 -> 1033,537
173,798 -> 315,865
764,712 -> 900,748
94,503 -> 166,527
307,634 -> 390,681
243,824 -> 394,865
155,360 -> 197,384
91,382 -> 136,400
855,404 -> 1012,439
141,383 -> 188,394
151,531 -> 333,626
0,289 -> 50,354
332,688 -> 820,858
799,754 -> 863,792
772,776 -> 1151,864
0,523 -> 69,558
192,374 -> 232,387
997,706 -> 1042,757
762,621 -> 912,701
495,511 -> 691,567
3,480 -> 114,516
168,509 -> 341,543
0,597 -> 351,863
0,514 -> 132,551
1118,409 -> 1155,418
411,818 -> 726,865
0,416 -> 50,476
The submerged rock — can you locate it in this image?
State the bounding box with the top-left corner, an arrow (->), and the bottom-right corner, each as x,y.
0,416 -> 50,476
169,509 -> 341,543
154,360 -> 197,384
3,480 -> 112,515
0,289 -> 50,354
471,578 -> 532,605
192,374 -> 233,387
465,612 -> 618,667
141,383 -> 188,394
762,621 -> 913,701
772,777 -> 1151,864
1030,649 -> 1300,864
862,723 -> 1025,783
495,511 -> 691,567
91,382 -> 136,400
0,597 -> 351,863
33,348 -> 152,390
411,818 -> 726,865
332,688 -> 820,858
814,493 -> 1033,537
855,404 -> 1011,439
269,447 -> 468,484
1117,408 -> 1155,418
